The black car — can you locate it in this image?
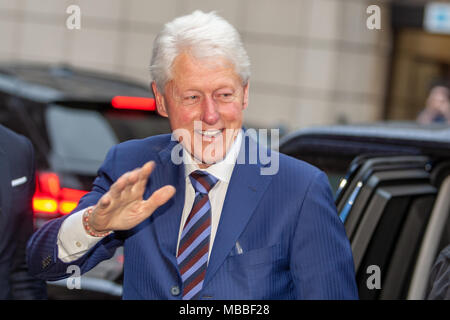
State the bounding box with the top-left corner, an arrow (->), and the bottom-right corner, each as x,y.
0,63 -> 171,299
279,121 -> 450,299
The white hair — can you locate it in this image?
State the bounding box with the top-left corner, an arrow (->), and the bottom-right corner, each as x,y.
150,10 -> 251,93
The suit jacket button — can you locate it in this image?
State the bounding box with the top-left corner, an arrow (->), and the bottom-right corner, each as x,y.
171,285 -> 180,296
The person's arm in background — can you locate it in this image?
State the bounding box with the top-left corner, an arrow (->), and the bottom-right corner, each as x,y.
9,137 -> 47,299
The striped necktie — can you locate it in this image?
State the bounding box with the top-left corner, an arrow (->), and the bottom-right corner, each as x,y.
177,170 -> 218,300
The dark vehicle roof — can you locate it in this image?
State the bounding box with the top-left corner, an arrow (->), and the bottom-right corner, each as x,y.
280,121 -> 450,156
0,63 -> 153,104
279,121 -> 450,172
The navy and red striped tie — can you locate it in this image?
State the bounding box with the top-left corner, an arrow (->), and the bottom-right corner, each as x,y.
177,170 -> 218,300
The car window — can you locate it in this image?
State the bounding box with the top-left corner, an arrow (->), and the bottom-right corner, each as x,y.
46,104 -> 171,176
46,104 -> 119,175
105,111 -> 170,142
381,195 -> 435,299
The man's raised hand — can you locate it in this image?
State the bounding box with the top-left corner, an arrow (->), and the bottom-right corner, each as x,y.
88,161 -> 176,233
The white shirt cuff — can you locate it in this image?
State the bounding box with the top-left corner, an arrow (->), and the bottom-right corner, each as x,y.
57,207 -> 106,263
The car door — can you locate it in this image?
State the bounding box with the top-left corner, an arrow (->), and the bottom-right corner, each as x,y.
335,155 -> 439,300
407,161 -> 450,299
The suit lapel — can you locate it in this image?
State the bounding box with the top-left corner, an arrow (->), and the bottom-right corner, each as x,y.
148,140 -> 185,274
204,135 -> 273,286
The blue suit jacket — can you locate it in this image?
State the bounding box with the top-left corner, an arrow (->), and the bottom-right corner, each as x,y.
27,133 -> 358,299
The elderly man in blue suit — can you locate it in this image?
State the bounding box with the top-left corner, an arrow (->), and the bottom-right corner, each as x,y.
27,11 -> 358,300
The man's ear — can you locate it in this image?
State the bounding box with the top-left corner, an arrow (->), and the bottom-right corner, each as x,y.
152,81 -> 168,118
242,82 -> 250,110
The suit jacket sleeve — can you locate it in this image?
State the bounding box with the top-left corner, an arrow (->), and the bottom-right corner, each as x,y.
290,170 -> 359,299
26,145 -> 124,281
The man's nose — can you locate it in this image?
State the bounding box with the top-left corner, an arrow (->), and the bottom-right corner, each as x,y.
201,96 -> 220,125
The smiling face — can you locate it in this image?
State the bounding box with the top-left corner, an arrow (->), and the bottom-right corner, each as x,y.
152,52 -> 249,167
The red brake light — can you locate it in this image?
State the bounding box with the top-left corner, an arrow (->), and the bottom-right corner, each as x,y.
37,172 -> 60,197
33,172 -> 88,217
111,96 -> 156,111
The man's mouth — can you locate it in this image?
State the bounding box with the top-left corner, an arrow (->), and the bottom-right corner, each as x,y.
195,129 -> 224,140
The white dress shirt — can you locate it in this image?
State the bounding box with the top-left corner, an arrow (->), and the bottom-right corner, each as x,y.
177,130 -> 241,260
56,130 -> 242,263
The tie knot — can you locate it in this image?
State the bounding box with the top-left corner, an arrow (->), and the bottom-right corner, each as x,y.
189,170 -> 218,194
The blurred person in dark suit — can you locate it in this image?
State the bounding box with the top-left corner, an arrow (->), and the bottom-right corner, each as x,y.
417,85 -> 450,124
0,124 -> 47,299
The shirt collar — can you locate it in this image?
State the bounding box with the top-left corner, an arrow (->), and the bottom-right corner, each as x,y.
183,129 -> 243,183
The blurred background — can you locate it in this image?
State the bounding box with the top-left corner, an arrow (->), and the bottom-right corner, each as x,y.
0,0 -> 395,133
2,0 -> 450,132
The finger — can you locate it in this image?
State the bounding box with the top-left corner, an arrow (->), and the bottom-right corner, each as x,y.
127,168 -> 140,185
111,167 -> 140,198
123,168 -> 140,195
133,161 -> 155,193
109,172 -> 130,198
142,185 -> 176,214
138,161 -> 155,182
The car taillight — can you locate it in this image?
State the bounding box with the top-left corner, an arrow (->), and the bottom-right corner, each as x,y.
59,188 -> 88,215
33,172 -> 88,218
111,96 -> 156,111
33,197 -> 58,215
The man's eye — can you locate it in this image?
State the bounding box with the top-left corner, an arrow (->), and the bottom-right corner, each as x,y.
182,95 -> 200,105
217,93 -> 234,100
